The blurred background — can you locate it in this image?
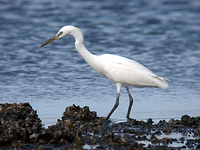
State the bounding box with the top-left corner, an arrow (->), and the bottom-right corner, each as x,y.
0,0 -> 200,127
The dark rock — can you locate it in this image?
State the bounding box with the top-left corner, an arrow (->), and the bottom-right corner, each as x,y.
157,120 -> 168,127
62,104 -> 98,125
0,103 -> 42,147
151,134 -> 160,144
147,118 -> 154,126
186,139 -> 195,148
162,137 -> 170,145
1,103 -> 200,149
180,115 -> 200,127
168,118 -> 176,125
194,128 -> 200,136
179,137 -> 185,143
154,130 -> 162,135
123,128 -> 136,134
163,127 -> 172,134
181,115 -> 192,126
127,118 -> 139,126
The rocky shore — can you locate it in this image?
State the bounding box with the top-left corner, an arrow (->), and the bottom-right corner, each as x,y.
0,103 -> 200,149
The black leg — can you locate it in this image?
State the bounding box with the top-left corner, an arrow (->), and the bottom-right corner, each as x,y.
106,93 -> 120,119
125,86 -> 133,119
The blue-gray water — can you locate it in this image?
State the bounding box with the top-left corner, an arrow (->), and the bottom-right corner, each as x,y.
0,0 -> 200,127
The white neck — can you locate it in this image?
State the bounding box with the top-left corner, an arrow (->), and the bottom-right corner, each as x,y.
70,27 -> 103,75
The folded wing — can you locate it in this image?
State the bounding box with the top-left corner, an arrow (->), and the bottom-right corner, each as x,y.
101,54 -> 168,89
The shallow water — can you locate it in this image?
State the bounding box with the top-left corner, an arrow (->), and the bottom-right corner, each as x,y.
0,0 -> 200,127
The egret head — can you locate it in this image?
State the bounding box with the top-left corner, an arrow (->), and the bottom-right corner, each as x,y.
39,25 -> 76,48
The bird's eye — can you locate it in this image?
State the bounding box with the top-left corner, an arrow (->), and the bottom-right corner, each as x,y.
58,31 -> 63,36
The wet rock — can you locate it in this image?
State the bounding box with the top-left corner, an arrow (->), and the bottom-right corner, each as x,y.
194,128 -> 200,136
74,137 -> 85,146
123,128 -> 136,134
151,134 -> 160,144
147,118 -> 154,126
0,103 -> 42,147
127,118 -> 139,126
38,145 -> 54,149
157,120 -> 168,127
181,115 -> 192,126
62,104 -> 98,125
163,127 -> 172,134
179,115 -> 200,128
186,139 -> 195,148
179,137 -> 185,143
162,137 -> 177,146
1,103 -> 200,149
154,130 -> 162,135
162,137 -> 169,145
93,127 -> 100,134
168,118 -> 178,125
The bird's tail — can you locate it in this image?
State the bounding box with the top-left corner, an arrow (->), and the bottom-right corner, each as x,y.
151,75 -> 169,89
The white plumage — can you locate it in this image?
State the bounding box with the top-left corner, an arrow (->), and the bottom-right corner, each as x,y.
40,25 -> 168,119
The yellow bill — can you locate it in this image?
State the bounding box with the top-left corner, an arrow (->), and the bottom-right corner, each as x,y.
39,35 -> 59,48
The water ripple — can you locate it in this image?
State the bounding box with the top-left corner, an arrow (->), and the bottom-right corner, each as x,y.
0,0 -> 199,127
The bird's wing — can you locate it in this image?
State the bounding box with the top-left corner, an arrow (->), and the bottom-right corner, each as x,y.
101,54 -> 168,89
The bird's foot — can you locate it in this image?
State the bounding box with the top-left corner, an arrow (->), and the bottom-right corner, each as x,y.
126,116 -> 134,121
102,118 -> 111,125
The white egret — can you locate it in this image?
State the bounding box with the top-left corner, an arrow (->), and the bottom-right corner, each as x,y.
40,25 -> 168,119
